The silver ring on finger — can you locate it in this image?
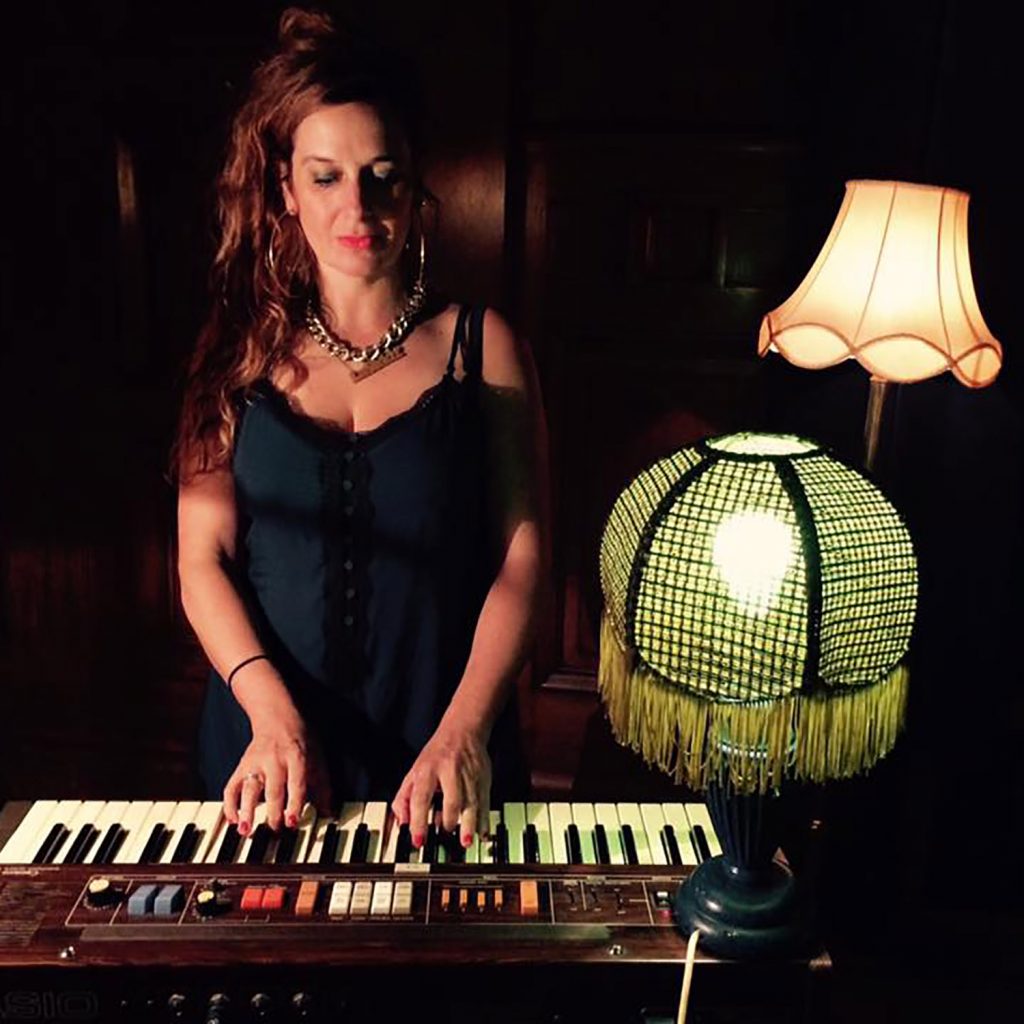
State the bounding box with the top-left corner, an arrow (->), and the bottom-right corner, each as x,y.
243,771 -> 264,786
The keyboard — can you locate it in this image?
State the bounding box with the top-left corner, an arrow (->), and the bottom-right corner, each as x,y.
0,798 -> 722,868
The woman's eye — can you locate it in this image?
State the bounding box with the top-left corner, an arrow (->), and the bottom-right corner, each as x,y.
313,174 -> 337,188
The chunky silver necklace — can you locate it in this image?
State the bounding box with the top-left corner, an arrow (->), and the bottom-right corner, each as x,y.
305,282 -> 427,382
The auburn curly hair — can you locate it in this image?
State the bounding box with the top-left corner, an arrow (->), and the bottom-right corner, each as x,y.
172,6 -> 428,481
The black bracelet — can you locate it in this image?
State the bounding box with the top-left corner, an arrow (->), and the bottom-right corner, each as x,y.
226,654 -> 270,691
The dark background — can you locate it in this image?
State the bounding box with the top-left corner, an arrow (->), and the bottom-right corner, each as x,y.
2,0 -> 1021,1019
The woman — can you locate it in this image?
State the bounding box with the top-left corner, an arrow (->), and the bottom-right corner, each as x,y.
173,7 -> 546,852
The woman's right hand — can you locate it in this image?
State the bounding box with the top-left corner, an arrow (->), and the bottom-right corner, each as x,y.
223,706 -> 332,834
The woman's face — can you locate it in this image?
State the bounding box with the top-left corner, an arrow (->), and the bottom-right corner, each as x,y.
282,102 -> 414,285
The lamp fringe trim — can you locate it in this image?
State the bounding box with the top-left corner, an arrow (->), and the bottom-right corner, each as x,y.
598,610 -> 909,795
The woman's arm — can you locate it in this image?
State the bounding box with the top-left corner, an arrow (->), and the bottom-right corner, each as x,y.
177,468 -> 330,831
391,309 -> 549,846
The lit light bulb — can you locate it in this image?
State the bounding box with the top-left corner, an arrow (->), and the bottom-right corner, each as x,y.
712,512 -> 795,617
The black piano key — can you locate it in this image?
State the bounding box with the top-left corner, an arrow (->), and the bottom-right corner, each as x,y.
395,823 -> 412,864
495,823 -> 509,865
662,825 -> 683,867
245,823 -> 272,865
318,823 -> 339,865
692,824 -> 713,863
32,823 -> 68,865
422,824 -> 438,864
94,824 -> 126,865
138,824 -> 169,865
524,823 -> 540,864
566,824 -> 583,865
621,824 -> 639,866
274,828 -> 299,865
442,829 -> 465,864
216,824 -> 242,864
349,823 -> 370,864
594,824 -> 611,866
170,824 -> 200,864
65,825 -> 99,865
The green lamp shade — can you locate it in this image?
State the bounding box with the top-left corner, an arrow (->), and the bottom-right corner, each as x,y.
598,432 -> 917,793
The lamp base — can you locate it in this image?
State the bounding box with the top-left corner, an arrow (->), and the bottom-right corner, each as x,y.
674,856 -> 808,959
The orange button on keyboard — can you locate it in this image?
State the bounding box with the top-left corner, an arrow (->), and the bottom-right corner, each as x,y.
240,887 -> 263,912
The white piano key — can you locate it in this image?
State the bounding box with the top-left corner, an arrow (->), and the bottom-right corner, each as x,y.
204,813 -> 236,864
547,803 -> 573,865
662,803 -> 699,866
526,802 -> 554,864
362,801 -> 388,864
82,801 -> 130,864
0,800 -> 60,864
190,802 -> 225,863
571,803 -> 598,865
502,802 -> 527,865
36,800 -> 83,863
639,804 -> 669,866
382,809 -> 401,864
291,803 -> 317,863
117,798 -> 175,864
158,801 -> 203,864
463,830 -> 480,864
53,801 -> 107,864
615,803 -> 653,865
685,802 -> 723,857
479,810 -> 502,865
337,802 -> 365,864
594,803 -> 625,865
235,804 -> 268,863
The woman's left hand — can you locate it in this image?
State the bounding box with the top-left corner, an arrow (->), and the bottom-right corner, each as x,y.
391,723 -> 491,849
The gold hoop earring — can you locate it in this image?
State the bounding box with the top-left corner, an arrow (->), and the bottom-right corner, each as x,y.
265,216 -> 286,275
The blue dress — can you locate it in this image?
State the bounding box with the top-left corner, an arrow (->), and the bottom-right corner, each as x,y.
197,305 -> 525,801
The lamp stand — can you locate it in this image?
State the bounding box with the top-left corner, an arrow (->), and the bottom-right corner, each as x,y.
674,781 -> 809,958
863,377 -> 892,474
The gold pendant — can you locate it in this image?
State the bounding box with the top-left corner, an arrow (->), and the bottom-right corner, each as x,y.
346,346 -> 407,383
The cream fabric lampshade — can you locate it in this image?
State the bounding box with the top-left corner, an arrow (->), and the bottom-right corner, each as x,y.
759,180 -> 1002,387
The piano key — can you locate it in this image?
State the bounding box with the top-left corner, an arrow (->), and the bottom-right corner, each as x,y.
65,824 -> 100,865
138,823 -> 171,864
362,802 -> 389,864
83,801 -> 130,864
158,801 -> 203,864
684,803 -> 722,858
316,822 -> 340,865
692,825 -> 712,863
32,799 -> 83,863
662,824 -> 683,866
639,804 -> 669,866
546,803 -> 573,865
565,824 -> 583,865
594,804 -> 625,865
502,803 -> 527,865
527,802 -> 554,865
115,802 -> 171,864
188,802 -> 225,864
661,803 -> 699,866
170,824 -> 199,864
53,801 -> 106,864
593,824 -> 611,865
245,823 -> 273,865
494,823 -> 509,865
423,821 -> 439,864
523,824 -> 540,864
616,804 -> 653,865
205,815 -> 237,865
571,804 -> 598,865
349,823 -> 370,864
382,811 -> 401,864
291,803 -> 317,863
394,823 -> 413,864
94,824 -> 127,865
479,810 -> 502,865
0,800 -> 60,864
620,825 -> 639,866
236,805 -> 268,864
336,802 -> 365,864
33,823 -> 69,865
273,828 -> 298,865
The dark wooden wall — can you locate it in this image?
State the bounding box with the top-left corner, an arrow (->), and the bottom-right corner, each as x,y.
3,0 -> 1021,1010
